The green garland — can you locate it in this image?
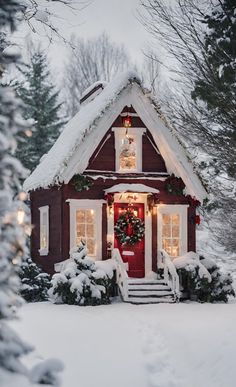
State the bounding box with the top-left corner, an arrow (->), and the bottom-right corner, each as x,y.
114,210 -> 145,246
72,174 -> 93,192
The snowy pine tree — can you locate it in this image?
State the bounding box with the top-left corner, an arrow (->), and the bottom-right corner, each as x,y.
19,257 -> 51,302
0,1 -> 34,385
16,48 -> 64,171
0,2 -> 63,385
49,243 -> 112,306
192,0 -> 236,178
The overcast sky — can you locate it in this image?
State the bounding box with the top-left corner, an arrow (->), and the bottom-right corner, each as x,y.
14,0 -> 152,79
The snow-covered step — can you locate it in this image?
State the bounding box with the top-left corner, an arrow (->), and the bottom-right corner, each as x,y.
128,284 -> 170,291
128,279 -> 166,285
128,290 -> 173,297
127,296 -> 175,304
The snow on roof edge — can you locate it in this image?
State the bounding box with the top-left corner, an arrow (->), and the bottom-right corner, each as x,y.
104,184 -> 160,194
23,70 -> 141,192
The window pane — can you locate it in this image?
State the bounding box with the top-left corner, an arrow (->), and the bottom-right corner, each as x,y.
163,225 -> 171,237
172,225 -> 179,238
162,214 -> 170,225
77,223 -> 85,237
87,238 -> 95,255
86,224 -> 94,238
119,136 -> 136,170
76,208 -> 96,256
162,213 -> 180,257
76,210 -> 85,223
172,214 -> 180,225
86,209 -> 94,224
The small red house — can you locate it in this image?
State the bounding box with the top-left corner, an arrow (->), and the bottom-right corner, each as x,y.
24,72 -> 207,301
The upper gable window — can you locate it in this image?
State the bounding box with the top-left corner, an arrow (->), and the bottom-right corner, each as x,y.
113,128 -> 145,173
120,135 -> 136,170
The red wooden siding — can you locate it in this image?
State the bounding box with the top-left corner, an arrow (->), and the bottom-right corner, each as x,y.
30,188 -> 63,274
86,106 -> 167,173
143,131 -> 167,173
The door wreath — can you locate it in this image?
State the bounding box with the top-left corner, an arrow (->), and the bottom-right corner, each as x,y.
114,209 -> 145,245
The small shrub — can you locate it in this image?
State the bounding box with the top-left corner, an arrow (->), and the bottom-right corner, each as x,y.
175,253 -> 235,303
19,257 -> 51,302
49,243 -> 112,306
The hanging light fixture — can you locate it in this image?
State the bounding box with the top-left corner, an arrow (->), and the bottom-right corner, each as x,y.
122,114 -> 132,128
122,106 -> 132,128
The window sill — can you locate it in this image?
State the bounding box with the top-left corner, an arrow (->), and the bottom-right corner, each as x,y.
38,248 -> 49,256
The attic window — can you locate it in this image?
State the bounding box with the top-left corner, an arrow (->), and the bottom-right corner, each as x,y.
113,127 -> 146,173
119,135 -> 136,170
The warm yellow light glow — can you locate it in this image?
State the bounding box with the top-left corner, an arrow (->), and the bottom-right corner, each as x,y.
25,130 -> 32,137
12,257 -> 20,265
109,206 -> 114,216
90,209 -> 94,215
17,208 -> 25,225
18,191 -> 27,201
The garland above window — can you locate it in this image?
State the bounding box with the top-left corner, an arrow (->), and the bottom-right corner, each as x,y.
71,174 -> 93,192
114,209 -> 145,246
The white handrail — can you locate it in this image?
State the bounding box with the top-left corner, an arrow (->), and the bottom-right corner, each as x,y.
112,248 -> 129,301
160,249 -> 180,300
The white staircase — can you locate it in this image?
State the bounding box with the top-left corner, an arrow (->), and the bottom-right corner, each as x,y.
127,278 -> 176,304
112,248 -> 180,304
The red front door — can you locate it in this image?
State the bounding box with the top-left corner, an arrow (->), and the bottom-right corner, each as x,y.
114,203 -> 145,278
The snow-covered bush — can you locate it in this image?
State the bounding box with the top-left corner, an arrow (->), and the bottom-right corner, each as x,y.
30,359 -> 63,386
19,257 -> 51,302
174,252 -> 235,303
49,243 -> 112,306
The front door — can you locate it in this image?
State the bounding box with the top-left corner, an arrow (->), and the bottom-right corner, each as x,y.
114,202 -> 145,278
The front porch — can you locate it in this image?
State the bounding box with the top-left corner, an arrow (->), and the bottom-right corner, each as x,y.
113,248 -> 180,304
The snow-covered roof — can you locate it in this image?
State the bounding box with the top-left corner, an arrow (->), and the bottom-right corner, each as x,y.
105,184 -> 160,194
80,81 -> 107,101
24,71 -> 140,192
23,70 -> 207,202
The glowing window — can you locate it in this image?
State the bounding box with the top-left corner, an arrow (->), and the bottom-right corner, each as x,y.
76,209 -> 96,256
39,206 -> 49,256
119,136 -> 137,170
162,213 -> 180,257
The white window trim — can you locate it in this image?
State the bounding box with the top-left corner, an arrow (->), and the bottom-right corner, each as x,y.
157,204 -> 189,262
67,199 -> 105,260
112,127 -> 146,173
39,205 -> 49,256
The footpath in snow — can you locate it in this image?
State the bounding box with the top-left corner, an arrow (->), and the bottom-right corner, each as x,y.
11,300 -> 236,387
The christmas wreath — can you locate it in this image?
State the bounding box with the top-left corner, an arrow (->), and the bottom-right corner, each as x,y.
114,210 -> 145,246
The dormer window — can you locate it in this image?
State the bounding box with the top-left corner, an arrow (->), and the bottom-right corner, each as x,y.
113,127 -> 145,173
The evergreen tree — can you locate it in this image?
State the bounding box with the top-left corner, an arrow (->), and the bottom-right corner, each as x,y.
16,48 -> 64,171
49,243 -> 112,306
0,1 -> 33,385
192,0 -> 236,177
19,257 -> 51,302
0,2 -> 63,385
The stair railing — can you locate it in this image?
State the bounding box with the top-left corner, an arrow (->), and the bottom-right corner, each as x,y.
112,248 -> 129,302
160,249 -> 180,301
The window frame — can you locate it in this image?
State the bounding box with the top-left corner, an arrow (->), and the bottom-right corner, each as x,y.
39,205 -> 49,256
113,127 -> 146,173
157,204 -> 188,259
67,199 -> 104,260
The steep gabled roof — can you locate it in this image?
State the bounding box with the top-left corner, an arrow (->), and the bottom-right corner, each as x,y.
23,70 -> 207,202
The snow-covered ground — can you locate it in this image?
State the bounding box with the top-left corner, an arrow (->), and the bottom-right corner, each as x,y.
10,300 -> 236,387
